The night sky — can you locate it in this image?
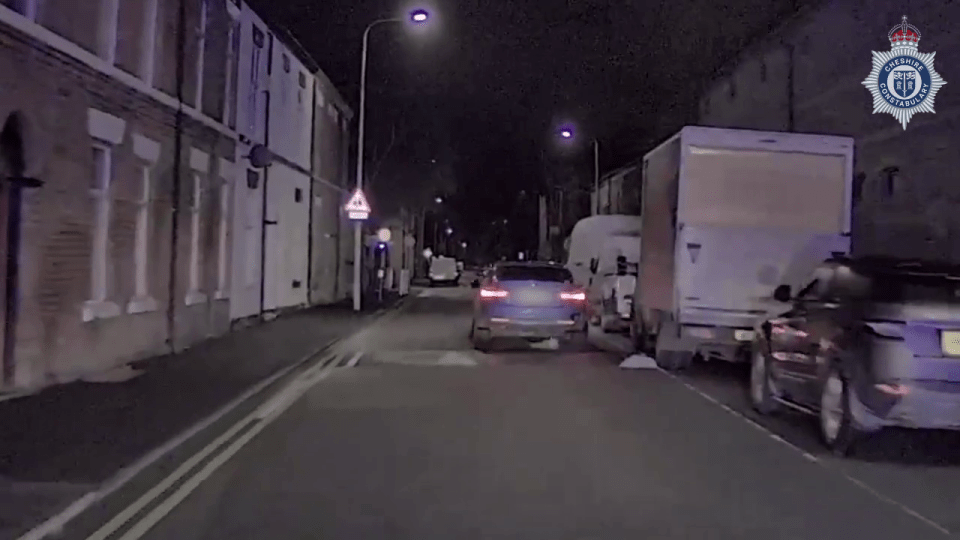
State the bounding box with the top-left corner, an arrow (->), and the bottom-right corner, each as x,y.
250,0 -> 811,249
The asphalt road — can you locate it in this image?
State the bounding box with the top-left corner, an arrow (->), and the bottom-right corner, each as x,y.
79,285 -> 955,540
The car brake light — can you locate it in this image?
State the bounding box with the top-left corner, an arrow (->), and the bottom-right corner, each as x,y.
560,291 -> 586,301
480,287 -> 508,298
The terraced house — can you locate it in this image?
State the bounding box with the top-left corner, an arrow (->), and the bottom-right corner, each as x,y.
0,0 -> 352,392
698,0 -> 960,261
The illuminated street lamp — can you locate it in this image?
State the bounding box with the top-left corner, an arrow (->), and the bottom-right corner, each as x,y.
351,8 -> 432,311
446,227 -> 453,235
411,9 -> 429,22
556,126 -> 601,215
435,196 -> 443,204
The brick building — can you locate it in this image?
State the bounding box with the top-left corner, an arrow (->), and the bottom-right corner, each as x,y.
698,0 -> 960,260
0,0 -> 237,389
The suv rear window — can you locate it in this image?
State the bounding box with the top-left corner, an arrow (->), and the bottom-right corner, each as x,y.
496,265 -> 572,282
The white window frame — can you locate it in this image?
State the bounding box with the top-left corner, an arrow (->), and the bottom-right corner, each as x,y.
137,0 -> 159,85
82,108 -> 125,322
5,0 -> 40,21
127,134 -> 161,314
97,0 -> 120,64
248,24 -> 264,134
186,149 -> 210,305
215,159 -> 233,299
193,0 -> 208,107
222,16 -> 240,127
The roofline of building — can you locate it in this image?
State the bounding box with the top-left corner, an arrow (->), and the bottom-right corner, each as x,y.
314,68 -> 354,120
243,1 -> 354,120
702,0 -> 829,96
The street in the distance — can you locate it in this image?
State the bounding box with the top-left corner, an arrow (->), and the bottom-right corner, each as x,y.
75,285 -> 948,540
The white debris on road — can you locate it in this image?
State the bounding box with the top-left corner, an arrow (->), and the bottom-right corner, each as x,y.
619,354 -> 658,370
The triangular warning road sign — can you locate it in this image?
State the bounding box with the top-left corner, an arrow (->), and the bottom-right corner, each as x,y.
687,243 -> 702,264
344,189 -> 371,213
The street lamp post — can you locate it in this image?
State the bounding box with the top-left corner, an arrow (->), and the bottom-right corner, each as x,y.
352,9 -> 429,312
559,128 -> 600,215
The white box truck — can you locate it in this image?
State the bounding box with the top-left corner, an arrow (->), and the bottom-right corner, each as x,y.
630,126 -> 854,370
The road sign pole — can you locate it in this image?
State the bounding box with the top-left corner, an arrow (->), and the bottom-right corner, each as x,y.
353,220 -> 362,311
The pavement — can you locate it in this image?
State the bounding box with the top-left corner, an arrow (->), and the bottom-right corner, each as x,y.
24,283 -> 957,540
0,297 -> 406,540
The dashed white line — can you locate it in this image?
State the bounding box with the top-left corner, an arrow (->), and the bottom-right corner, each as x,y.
661,369 -> 951,536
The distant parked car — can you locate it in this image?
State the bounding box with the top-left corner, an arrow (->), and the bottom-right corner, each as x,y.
470,261 -> 588,352
751,256 -> 960,455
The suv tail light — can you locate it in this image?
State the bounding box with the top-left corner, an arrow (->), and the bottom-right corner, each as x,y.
480,287 -> 508,299
560,291 -> 586,301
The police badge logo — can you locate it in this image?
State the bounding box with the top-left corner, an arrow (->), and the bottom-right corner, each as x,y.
862,16 -> 946,130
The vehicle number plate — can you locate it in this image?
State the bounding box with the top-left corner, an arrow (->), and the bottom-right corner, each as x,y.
941,330 -> 960,356
734,330 -> 755,341
520,290 -> 548,304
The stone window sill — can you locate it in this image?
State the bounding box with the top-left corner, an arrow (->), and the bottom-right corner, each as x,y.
82,300 -> 121,322
185,290 -> 207,306
127,296 -> 159,314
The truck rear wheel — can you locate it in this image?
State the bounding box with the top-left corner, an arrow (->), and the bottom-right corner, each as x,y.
655,349 -> 693,371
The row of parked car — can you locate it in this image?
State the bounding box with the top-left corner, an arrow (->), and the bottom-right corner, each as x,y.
746,256 -> 960,455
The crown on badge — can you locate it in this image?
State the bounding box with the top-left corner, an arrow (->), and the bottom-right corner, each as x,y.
888,16 -> 921,49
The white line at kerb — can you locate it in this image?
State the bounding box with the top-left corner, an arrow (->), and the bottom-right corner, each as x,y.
15,346 -> 326,540
83,356 -> 336,540
663,370 -> 950,536
345,352 -> 362,368
115,365 -> 335,540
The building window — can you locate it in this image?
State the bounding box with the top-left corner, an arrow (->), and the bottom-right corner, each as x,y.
187,173 -> 204,304
216,166 -> 231,299
97,0 -> 120,64
224,19 -> 240,128
89,144 -> 111,304
853,171 -> 866,205
138,0 -> 159,84
881,166 -> 900,199
282,53 -> 290,73
133,166 -> 152,296
759,59 -> 767,82
3,0 -> 40,20
194,0 -> 209,107
248,25 -> 264,133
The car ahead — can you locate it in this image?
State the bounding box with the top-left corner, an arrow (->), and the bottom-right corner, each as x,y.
750,256 -> 960,455
470,262 -> 588,351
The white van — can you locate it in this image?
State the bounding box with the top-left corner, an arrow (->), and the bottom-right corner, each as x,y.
429,256 -> 460,286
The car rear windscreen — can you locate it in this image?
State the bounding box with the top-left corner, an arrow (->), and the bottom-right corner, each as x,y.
497,266 -> 572,282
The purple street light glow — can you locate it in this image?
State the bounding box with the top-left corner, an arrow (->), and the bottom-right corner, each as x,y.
560,129 -> 573,139
411,9 -> 429,22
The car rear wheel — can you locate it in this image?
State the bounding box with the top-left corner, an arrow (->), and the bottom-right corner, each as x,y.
472,328 -> 492,352
749,346 -> 780,415
819,366 -> 860,456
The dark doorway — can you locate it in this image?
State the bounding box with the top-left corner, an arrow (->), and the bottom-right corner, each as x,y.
0,112 -> 26,385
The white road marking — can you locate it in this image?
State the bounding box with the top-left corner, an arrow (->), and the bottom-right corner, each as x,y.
86,358 -> 340,540
662,370 -> 951,536
16,343 -> 341,540
345,352 -> 362,368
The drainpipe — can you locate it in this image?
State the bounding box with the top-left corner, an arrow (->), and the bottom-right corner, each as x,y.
166,0 -> 186,352
334,117 -> 348,300
306,85 -> 317,306
786,41 -> 795,131
258,33 -> 274,318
